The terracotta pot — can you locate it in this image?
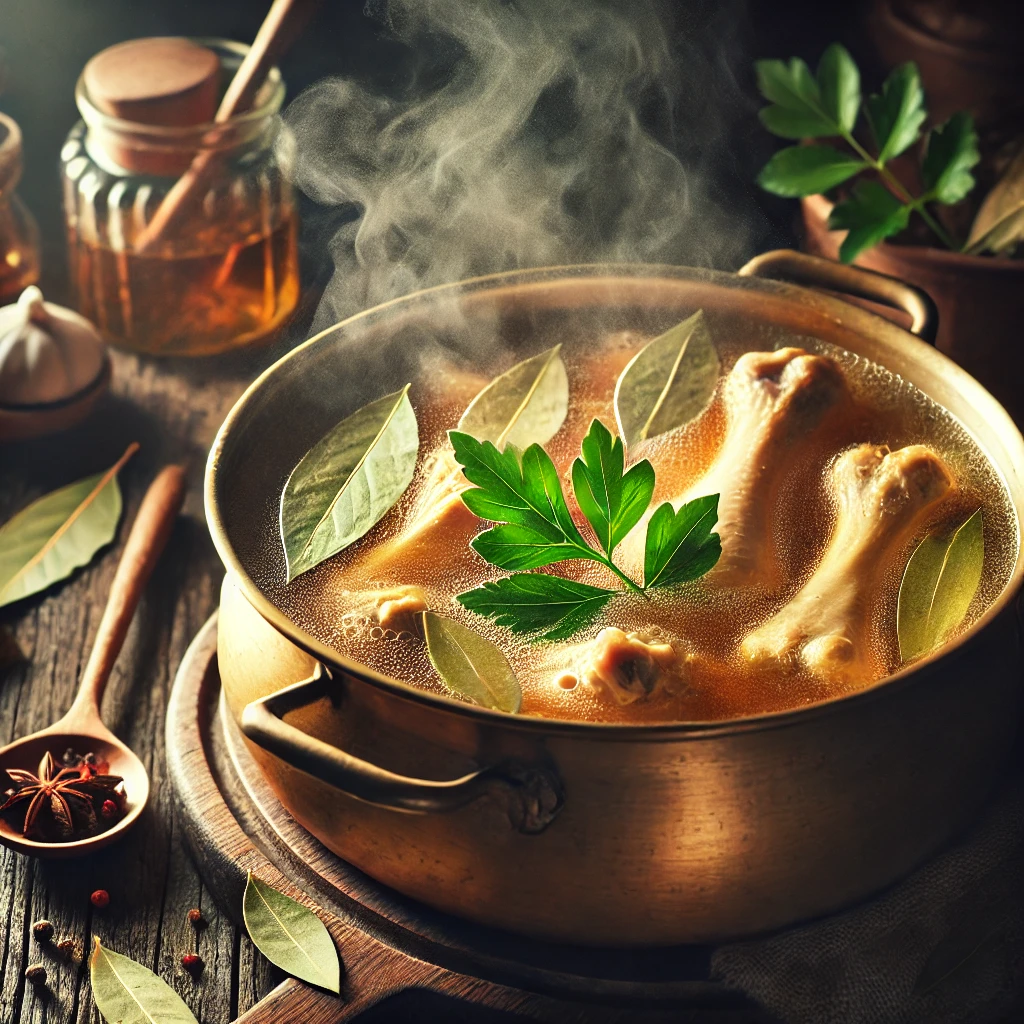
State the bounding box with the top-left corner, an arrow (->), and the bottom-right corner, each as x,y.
867,0 -> 1024,142
802,193 -> 1024,425
207,255 -> 1024,946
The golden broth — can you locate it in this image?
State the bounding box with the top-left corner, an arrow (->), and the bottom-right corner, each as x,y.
258,328 -> 1018,724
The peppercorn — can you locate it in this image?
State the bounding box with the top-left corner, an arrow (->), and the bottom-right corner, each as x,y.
187,908 -> 204,926
25,963 -> 47,985
32,920 -> 54,944
181,953 -> 203,974
90,889 -> 110,909
56,938 -> 79,959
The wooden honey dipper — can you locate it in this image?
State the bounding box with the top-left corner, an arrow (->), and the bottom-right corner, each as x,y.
133,0 -> 320,253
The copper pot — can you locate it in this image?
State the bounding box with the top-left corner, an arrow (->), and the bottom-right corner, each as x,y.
207,252 -> 1024,946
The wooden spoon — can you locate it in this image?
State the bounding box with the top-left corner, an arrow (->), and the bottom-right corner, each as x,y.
134,0 -> 322,252
0,465 -> 187,858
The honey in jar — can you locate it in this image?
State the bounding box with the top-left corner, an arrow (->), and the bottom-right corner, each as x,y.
61,38 -> 299,356
0,112 -> 41,306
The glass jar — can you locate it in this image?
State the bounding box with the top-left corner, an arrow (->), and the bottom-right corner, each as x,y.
0,112 -> 41,306
60,40 -> 299,356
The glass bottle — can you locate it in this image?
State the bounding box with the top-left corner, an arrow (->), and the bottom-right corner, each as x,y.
0,112 -> 41,306
60,39 -> 300,356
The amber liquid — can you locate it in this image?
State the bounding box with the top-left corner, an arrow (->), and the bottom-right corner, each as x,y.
258,325 -> 1019,725
71,217 -> 299,356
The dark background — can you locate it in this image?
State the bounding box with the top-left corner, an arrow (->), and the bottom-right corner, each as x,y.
0,0 -> 859,309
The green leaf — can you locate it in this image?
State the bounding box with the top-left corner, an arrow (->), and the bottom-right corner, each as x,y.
280,386 -> 419,581
243,872 -> 341,992
422,610 -> 522,712
755,57 -> 837,139
471,524 -> 582,571
0,443 -> 136,608
922,111 -> 980,205
966,146 -> 1024,255
570,419 -> 654,556
458,345 -> 569,450
644,495 -> 722,589
450,430 -> 589,551
828,180 -> 912,263
90,938 -> 198,1024
897,509 -> 984,663
458,574 -> 616,642
613,309 -> 720,449
865,63 -> 927,163
817,44 -> 860,135
757,145 -> 866,198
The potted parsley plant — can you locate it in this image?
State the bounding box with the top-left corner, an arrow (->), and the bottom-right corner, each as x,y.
754,44 -> 1024,424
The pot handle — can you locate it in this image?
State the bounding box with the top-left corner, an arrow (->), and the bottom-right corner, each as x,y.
738,249 -> 939,344
240,664 -> 563,835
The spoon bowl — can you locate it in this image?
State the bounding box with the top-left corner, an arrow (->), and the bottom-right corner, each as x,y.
0,728 -> 150,859
0,464 -> 184,858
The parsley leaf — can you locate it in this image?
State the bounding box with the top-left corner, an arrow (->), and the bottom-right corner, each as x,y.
817,43 -> 860,135
644,496 -> 722,589
922,112 -> 980,205
827,180 -> 911,263
757,146 -> 867,198
450,430 -> 591,569
755,57 -> 837,139
570,420 -> 655,557
457,574 -> 616,642
452,418 -> 722,640
865,63 -> 926,163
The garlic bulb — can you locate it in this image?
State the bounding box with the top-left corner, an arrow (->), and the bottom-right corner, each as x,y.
0,286 -> 106,406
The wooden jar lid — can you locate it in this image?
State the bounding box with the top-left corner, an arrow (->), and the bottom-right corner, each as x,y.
83,37 -> 219,127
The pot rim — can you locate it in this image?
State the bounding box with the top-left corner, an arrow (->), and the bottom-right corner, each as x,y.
206,261 -> 1024,739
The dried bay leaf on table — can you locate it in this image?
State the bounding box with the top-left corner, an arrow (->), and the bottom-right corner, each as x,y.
422,610 -> 522,712
280,385 -> 419,582
243,872 -> 341,993
0,442 -> 137,608
614,310 -> 720,450
897,508 -> 984,663
90,938 -> 198,1024
458,344 -> 569,451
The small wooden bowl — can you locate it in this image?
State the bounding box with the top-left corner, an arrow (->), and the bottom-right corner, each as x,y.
0,354 -> 112,442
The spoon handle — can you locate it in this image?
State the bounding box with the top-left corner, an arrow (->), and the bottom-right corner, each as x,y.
69,465 -> 187,721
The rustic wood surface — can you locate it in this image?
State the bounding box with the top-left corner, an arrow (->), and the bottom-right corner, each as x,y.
0,344 -> 294,1022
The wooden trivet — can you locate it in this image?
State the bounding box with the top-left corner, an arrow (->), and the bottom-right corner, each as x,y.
166,615 -> 770,1023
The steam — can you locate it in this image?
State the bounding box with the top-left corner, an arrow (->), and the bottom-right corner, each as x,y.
286,0 -> 761,332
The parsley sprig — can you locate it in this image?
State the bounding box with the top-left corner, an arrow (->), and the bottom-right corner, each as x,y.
451,419 -> 721,640
754,44 -> 980,261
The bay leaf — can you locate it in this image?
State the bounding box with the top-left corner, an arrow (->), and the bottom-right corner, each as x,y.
458,345 -> 568,451
614,310 -> 720,449
281,385 -> 419,582
422,610 -> 522,712
243,871 -> 341,992
965,146 -> 1024,255
0,442 -> 137,608
90,938 -> 198,1024
897,509 -> 984,663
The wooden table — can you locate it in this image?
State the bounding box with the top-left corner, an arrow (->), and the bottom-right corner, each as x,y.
0,345 -> 296,1022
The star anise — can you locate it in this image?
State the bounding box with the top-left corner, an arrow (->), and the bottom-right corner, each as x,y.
0,751 -> 125,842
